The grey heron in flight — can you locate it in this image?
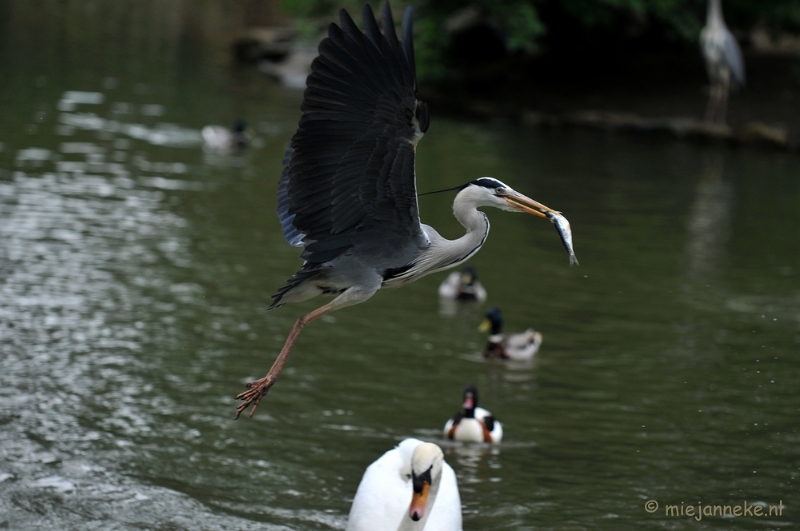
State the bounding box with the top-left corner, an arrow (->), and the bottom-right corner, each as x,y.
235,3 -> 569,419
700,0 -> 745,125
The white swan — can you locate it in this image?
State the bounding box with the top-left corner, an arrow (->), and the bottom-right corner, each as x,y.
443,385 -> 503,443
346,438 -> 462,531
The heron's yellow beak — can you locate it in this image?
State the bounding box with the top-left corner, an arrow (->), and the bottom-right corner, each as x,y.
478,319 -> 491,332
408,480 -> 430,521
504,191 -> 559,218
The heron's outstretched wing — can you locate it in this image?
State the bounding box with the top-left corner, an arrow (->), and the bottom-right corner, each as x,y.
280,3 -> 430,266
277,147 -> 304,247
722,28 -> 745,88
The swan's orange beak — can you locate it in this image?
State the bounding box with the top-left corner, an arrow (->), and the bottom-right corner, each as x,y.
408,480 -> 430,521
503,191 -> 559,218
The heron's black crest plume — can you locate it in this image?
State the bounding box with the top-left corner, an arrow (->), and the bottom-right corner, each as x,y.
418,177 -> 505,197
471,177 -> 505,189
417,183 -> 467,197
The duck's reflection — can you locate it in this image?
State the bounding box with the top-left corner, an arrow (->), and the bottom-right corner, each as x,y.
485,356 -> 539,385
444,443 -> 502,486
437,297 -> 484,318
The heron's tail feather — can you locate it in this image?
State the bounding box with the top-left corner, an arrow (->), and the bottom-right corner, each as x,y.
269,265 -> 324,310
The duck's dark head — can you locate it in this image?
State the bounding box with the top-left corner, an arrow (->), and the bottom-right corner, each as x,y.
479,307 -> 503,336
460,265 -> 478,287
232,120 -> 250,148
461,384 -> 479,417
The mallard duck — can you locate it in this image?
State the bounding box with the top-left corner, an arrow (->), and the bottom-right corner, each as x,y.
437,265 -> 487,302
480,307 -> 542,360
346,438 -> 462,531
201,120 -> 250,152
443,385 -> 503,443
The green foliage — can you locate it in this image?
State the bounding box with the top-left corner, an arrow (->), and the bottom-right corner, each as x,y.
280,0 -> 800,81
414,15 -> 451,80
493,1 -> 547,52
760,0 -> 800,33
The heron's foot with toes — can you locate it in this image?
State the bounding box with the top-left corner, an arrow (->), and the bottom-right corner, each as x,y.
235,376 -> 276,419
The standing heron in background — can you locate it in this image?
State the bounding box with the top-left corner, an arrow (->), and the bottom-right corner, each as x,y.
700,0 -> 745,125
235,3 -> 574,419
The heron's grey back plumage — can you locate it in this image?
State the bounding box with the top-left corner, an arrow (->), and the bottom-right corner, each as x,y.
701,0 -> 745,89
722,29 -> 745,88
272,3 -> 430,308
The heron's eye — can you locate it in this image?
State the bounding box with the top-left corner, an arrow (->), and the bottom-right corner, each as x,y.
495,188 -> 507,196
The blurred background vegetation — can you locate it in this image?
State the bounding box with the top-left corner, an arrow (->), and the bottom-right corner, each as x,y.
280,0 -> 800,81
1,0 -> 798,130
2,0 -> 798,85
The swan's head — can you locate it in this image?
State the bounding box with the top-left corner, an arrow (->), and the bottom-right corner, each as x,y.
457,178 -> 559,217
408,442 -> 444,522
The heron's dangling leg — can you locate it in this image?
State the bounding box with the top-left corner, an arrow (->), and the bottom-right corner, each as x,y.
235,277 -> 381,419
717,79 -> 730,125
235,302 -> 334,419
704,82 -> 719,124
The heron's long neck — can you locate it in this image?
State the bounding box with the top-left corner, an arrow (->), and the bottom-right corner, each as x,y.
410,193 -> 489,281
426,196 -> 489,272
708,0 -> 722,26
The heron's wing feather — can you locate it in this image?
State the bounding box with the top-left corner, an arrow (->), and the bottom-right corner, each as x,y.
283,3 -> 429,266
722,28 -> 745,88
277,147 -> 305,247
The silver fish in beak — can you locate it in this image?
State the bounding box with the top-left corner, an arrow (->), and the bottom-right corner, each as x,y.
547,212 -> 579,266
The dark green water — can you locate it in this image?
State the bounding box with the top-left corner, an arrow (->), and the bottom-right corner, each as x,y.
1,3 -> 799,530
